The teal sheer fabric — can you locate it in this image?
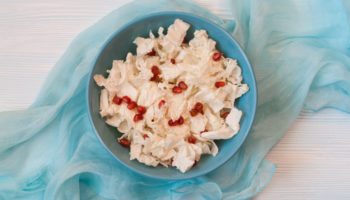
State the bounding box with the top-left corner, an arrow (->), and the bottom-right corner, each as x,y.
1,0 -> 350,199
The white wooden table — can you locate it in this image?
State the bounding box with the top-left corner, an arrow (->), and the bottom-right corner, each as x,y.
1,0 -> 349,199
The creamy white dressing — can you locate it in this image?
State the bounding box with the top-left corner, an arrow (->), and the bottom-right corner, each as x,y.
94,19 -> 248,173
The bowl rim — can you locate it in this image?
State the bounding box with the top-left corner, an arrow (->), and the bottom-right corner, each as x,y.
86,11 -> 257,180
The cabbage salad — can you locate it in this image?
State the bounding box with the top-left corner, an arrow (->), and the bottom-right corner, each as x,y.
94,19 -> 249,173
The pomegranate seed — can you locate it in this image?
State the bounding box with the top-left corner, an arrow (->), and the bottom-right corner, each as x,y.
178,81 -> 188,90
177,116 -> 184,125
221,112 -> 229,119
112,96 -> 122,105
168,119 -> 178,126
127,101 -> 138,110
122,96 -> 131,104
182,38 -> 187,44
147,49 -> 156,56
190,109 -> 198,117
158,100 -> 166,109
194,102 -> 203,112
170,158 -> 174,165
170,59 -> 176,64
137,106 -> 146,114
172,86 -> 182,94
188,136 -> 196,144
150,74 -> 162,82
143,134 -> 149,139
151,65 -> 161,75
200,129 -> 208,134
150,75 -> 157,81
215,81 -> 226,88
133,113 -> 144,122
119,139 -> 131,147
212,52 -> 222,61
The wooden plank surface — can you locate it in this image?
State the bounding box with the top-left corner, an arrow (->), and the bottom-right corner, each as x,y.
0,0 -> 349,199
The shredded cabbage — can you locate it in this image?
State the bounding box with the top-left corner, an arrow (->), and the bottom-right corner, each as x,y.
93,19 -> 248,173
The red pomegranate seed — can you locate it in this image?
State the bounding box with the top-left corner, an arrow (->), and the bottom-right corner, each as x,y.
158,100 -> 166,109
170,158 -> 174,165
147,49 -> 156,56
119,139 -> 131,147
178,81 -> 188,90
221,112 -> 229,119
168,119 -> 178,126
215,81 -> 226,88
151,65 -> 161,75
150,75 -> 157,81
127,101 -> 138,110
133,113 -> 144,122
200,129 -> 208,134
122,96 -> 131,104
190,109 -> 198,117
150,74 -> 162,82
194,102 -> 203,112
212,52 -> 222,61
188,136 -> 196,144
112,96 -> 123,105
172,86 -> 182,94
143,134 -> 149,139
177,116 -> 184,125
182,38 -> 187,44
170,59 -> 176,64
137,106 -> 146,114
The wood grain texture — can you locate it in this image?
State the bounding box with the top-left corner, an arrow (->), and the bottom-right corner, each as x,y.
0,0 -> 349,199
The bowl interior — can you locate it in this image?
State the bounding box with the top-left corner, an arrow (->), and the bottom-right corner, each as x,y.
88,12 -> 256,180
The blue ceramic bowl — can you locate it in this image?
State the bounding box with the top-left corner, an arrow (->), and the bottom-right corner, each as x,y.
87,12 -> 257,180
